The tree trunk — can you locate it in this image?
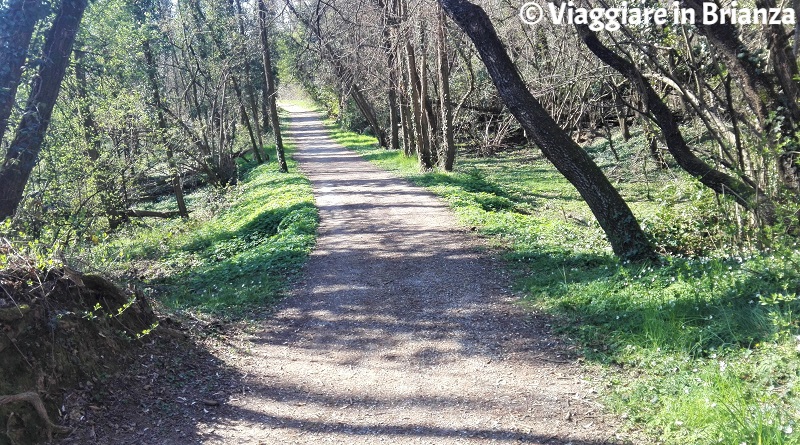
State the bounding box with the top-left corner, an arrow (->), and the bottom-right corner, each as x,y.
437,4 -> 456,171
350,85 -> 387,148
236,0 -> 267,164
439,0 -> 656,262
383,0 -> 402,151
681,0 -> 775,126
75,49 -> 130,229
399,53 -> 416,157
575,23 -> 773,222
405,41 -> 433,169
259,0 -> 288,172
142,39 -> 189,219
0,0 -> 89,220
0,0 -> 45,142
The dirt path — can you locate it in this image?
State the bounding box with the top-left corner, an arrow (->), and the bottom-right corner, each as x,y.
184,108 -> 623,444
60,108 -> 624,445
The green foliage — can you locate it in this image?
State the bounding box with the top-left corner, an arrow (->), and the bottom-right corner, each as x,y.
80,144 -> 317,318
330,126 -> 800,444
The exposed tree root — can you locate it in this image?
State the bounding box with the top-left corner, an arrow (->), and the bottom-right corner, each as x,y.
0,392 -> 70,441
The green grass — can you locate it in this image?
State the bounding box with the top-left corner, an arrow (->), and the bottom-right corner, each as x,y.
80,139 -> 317,318
326,122 -> 800,444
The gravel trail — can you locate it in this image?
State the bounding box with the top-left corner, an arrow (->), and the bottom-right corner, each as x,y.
193,107 -> 622,444
58,107 -> 625,445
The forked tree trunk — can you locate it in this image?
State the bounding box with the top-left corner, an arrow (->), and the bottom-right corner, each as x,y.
0,0 -> 45,142
0,0 -> 89,220
259,0 -> 288,172
439,0 -> 656,261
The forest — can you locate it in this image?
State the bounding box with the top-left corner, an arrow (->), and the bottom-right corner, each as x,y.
1,0 -> 800,443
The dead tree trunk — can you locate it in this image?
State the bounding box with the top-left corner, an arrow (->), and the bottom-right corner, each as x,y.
0,0 -> 89,220
439,0 -> 656,262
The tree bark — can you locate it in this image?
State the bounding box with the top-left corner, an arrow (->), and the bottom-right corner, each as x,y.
406,40 -> 433,169
142,39 -> 189,219
0,0 -> 89,220
439,0 -> 656,261
437,4 -> 456,171
681,0 -> 776,126
383,0 -> 402,151
575,24 -> 772,222
235,0 -> 267,164
0,0 -> 45,142
259,0 -> 288,172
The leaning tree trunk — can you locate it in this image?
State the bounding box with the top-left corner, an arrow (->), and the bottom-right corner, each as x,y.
0,0 -> 89,220
438,0 -> 656,262
0,0 -> 45,142
259,0 -> 288,172
575,24 -> 773,223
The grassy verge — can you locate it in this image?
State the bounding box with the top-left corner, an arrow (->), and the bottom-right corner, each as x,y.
78,137 -> 317,319
325,122 -> 800,444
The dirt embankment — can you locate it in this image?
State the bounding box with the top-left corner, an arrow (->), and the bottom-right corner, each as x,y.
1,240 -> 156,445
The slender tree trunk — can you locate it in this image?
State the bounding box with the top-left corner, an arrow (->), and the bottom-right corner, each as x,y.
282,0 -> 387,148
143,40 -> 189,218
0,0 -> 89,220
233,76 -> 264,164
259,0 -> 288,172
419,36 -> 439,166
383,0 -> 402,151
439,0 -> 656,261
405,41 -> 433,169
0,0 -> 45,142
236,0 -> 267,163
350,86 -> 387,148
437,4 -> 456,171
75,50 -> 130,229
681,0 -> 775,126
399,53 -> 416,157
